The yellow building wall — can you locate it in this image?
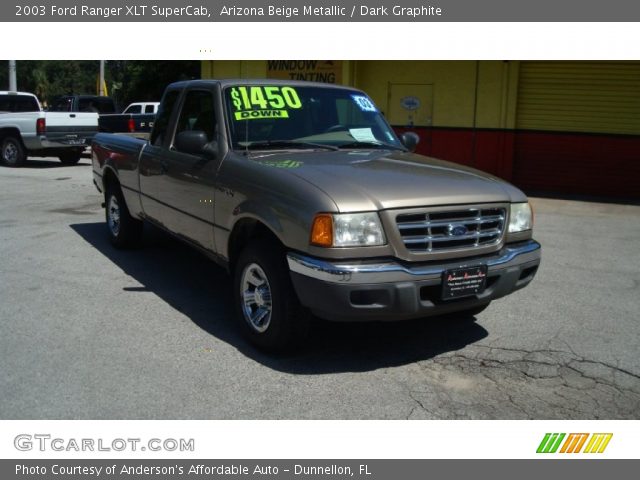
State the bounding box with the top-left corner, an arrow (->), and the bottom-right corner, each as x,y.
201,60 -> 355,85
202,60 -> 268,79
354,60 -> 518,129
475,61 -> 520,129
355,61 -> 475,128
201,60 -> 640,134
201,60 -> 519,129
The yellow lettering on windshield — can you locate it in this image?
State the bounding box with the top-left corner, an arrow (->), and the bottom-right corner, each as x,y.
230,86 -> 301,120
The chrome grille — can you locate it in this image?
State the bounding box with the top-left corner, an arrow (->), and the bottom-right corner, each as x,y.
395,207 -> 506,253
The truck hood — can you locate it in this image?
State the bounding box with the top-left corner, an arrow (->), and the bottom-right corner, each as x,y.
249,149 -> 526,211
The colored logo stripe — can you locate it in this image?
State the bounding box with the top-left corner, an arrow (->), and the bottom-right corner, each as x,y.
537,433 -> 613,453
560,433 -> 589,453
583,433 -> 613,453
537,433 -> 566,453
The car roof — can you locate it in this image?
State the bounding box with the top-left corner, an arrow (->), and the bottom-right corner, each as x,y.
0,91 -> 37,97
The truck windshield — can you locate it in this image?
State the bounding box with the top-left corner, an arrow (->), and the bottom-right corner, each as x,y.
224,84 -> 404,151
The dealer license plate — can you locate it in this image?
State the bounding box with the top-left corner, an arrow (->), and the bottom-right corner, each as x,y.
442,265 -> 488,300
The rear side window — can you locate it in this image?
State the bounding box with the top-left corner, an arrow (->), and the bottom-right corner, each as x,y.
0,95 -> 39,112
95,98 -> 115,113
77,98 -> 114,113
150,90 -> 180,146
144,104 -> 155,114
14,95 -> 40,112
79,98 -> 96,112
50,97 -> 73,112
125,104 -> 142,114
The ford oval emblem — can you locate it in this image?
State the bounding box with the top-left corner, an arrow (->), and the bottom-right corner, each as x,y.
448,224 -> 468,236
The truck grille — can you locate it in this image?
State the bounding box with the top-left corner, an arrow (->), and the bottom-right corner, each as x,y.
395,207 -> 506,253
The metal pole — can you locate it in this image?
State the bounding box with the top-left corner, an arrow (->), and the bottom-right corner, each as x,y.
99,60 -> 105,96
9,60 -> 17,91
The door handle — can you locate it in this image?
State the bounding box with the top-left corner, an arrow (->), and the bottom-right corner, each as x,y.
70,114 -> 76,118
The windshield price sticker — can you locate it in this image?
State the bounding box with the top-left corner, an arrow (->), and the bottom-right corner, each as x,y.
351,95 -> 377,112
231,86 -> 302,120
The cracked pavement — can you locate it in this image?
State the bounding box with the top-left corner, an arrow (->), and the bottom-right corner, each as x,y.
1,160 -> 639,419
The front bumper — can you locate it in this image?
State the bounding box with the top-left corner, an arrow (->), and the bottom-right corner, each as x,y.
287,240 -> 541,321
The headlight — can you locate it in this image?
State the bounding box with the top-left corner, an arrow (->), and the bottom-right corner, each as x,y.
311,212 -> 386,247
508,202 -> 533,233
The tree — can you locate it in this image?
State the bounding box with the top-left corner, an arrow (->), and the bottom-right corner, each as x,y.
31,67 -> 50,105
2,60 -> 200,110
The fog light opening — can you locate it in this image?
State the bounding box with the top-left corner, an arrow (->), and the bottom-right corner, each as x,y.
519,265 -> 538,281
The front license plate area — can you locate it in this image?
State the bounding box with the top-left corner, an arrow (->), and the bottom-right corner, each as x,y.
442,265 -> 488,300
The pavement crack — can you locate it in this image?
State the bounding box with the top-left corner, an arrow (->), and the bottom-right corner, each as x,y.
406,390 -> 438,419
413,344 -> 640,418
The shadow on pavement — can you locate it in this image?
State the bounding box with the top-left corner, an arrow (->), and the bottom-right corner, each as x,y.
71,222 -> 489,374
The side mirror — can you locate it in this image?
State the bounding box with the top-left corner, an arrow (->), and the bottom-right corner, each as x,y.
400,132 -> 420,152
175,130 -> 216,158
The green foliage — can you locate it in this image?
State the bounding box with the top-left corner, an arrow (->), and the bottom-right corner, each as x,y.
1,60 -> 200,111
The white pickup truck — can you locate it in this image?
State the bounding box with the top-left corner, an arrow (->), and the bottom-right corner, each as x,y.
122,102 -> 160,114
0,91 -> 99,167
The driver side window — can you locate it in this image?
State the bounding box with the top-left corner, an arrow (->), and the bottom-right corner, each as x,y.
173,90 -> 217,150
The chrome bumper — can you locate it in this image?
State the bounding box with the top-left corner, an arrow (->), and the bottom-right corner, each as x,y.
287,240 -> 541,284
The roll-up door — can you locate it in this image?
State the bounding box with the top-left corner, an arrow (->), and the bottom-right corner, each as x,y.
513,61 -> 640,198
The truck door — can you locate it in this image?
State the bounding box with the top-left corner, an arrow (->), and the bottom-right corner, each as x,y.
139,88 -> 217,252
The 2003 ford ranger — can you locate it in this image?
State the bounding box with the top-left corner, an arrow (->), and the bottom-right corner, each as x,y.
92,80 -> 541,350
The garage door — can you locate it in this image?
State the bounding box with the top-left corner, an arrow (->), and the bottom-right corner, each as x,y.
513,61 -> 640,198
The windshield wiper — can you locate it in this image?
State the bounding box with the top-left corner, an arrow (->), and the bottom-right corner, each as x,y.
337,141 -> 405,151
244,140 -> 339,151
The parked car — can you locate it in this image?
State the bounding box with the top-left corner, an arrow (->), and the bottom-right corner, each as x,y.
1,91 -> 98,166
92,80 -> 541,350
98,112 -> 155,135
122,102 -> 160,114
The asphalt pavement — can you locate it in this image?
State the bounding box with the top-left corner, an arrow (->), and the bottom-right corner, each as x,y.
1,157 -> 639,419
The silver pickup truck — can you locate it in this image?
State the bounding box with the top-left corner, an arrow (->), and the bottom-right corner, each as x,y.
0,91 -> 98,167
92,80 -> 541,350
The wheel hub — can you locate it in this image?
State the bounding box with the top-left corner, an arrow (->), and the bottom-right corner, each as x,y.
240,263 -> 273,333
107,195 -> 121,236
3,143 -> 17,163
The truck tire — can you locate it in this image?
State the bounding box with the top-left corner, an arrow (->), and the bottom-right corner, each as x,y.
1,136 -> 26,167
234,241 -> 309,351
105,183 -> 143,248
58,151 -> 82,165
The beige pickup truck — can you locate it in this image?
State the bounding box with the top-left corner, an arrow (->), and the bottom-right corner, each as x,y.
92,80 -> 541,350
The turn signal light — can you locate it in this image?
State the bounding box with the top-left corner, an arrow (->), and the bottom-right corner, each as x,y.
128,118 -> 135,133
310,214 -> 333,247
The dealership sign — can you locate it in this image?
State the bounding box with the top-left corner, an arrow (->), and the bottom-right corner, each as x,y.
267,60 -> 342,84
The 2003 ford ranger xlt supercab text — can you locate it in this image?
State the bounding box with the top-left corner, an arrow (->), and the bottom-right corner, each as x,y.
92,80 -> 541,350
